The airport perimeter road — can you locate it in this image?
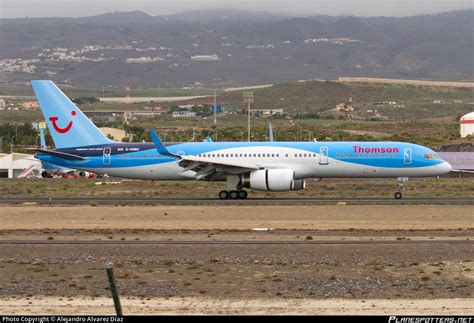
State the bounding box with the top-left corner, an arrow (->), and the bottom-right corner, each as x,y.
1,197 -> 474,205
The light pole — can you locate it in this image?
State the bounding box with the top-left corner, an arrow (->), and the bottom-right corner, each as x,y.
243,91 -> 254,142
213,89 -> 217,125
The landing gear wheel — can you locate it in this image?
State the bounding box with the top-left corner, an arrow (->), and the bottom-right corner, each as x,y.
219,190 -> 229,200
229,190 -> 239,199
394,192 -> 403,199
238,190 -> 248,199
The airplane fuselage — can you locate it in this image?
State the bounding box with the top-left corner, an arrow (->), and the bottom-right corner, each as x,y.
36,141 -> 452,180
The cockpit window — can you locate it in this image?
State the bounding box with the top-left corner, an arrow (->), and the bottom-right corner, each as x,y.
424,153 -> 440,160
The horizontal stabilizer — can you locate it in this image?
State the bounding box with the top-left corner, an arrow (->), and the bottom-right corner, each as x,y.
31,148 -> 87,161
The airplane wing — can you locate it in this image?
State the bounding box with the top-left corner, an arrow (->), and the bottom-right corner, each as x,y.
148,128 -> 276,180
178,155 -> 262,180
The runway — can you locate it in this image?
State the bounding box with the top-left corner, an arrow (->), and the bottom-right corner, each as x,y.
0,239 -> 471,245
1,197 -> 473,205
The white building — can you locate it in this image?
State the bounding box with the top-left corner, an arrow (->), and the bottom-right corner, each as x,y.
191,54 -> 220,61
460,112 -> 474,138
252,109 -> 284,117
172,111 -> 197,118
0,153 -> 41,178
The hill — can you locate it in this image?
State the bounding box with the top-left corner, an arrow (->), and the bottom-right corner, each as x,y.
0,9 -> 472,87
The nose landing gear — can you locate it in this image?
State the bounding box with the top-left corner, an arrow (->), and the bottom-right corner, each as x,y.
394,177 -> 409,199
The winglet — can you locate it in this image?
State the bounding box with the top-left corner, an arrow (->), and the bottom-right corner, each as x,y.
268,123 -> 274,142
149,129 -> 178,157
204,136 -> 213,143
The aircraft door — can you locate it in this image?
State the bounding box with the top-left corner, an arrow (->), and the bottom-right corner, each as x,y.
319,146 -> 329,165
103,147 -> 112,166
404,148 -> 412,165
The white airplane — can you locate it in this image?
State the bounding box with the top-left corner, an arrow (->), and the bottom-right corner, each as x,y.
31,80 -> 452,199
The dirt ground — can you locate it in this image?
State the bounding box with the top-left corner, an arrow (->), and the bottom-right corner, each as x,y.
1,297 -> 472,315
0,205 -> 472,315
1,205 -> 473,230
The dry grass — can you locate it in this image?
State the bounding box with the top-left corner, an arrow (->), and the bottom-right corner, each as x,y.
1,177 -> 473,199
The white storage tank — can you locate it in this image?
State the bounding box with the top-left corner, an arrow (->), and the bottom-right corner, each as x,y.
460,112 -> 474,138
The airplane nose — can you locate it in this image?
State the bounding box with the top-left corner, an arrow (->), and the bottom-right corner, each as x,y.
439,161 -> 452,174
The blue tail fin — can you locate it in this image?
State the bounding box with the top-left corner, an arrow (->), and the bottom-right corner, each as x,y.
31,80 -> 114,149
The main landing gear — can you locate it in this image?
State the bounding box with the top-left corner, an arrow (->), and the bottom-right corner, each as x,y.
219,190 -> 248,200
219,175 -> 249,199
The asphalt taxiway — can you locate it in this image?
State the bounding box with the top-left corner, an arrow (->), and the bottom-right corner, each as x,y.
1,197 -> 473,205
0,239 -> 471,245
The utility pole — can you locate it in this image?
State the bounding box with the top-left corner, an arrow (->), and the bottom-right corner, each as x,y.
243,92 -> 254,142
213,89 -> 217,125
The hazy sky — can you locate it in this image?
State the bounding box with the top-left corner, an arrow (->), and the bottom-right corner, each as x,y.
0,0 -> 472,18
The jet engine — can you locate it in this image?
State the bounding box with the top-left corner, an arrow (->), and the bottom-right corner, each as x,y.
242,169 -> 305,191
78,171 -> 90,178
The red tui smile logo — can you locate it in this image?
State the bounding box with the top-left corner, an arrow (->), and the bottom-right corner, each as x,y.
49,110 -> 76,134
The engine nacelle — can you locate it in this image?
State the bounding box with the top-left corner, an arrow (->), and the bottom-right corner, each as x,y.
243,169 -> 305,191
